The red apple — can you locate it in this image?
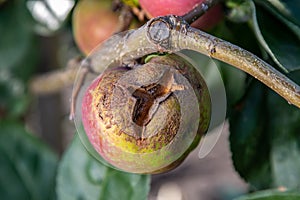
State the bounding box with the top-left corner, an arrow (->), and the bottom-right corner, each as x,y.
139,0 -> 223,30
72,0 -> 119,55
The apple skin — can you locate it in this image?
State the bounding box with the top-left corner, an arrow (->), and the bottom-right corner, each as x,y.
139,0 -> 223,30
72,0 -> 119,55
81,55 -> 211,174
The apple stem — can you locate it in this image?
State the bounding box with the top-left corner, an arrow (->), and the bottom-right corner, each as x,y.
115,4 -> 134,32
181,0 -> 223,24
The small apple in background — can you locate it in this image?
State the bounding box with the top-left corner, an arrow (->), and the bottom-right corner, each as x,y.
72,0 -> 119,55
139,0 -> 223,30
72,0 -> 223,55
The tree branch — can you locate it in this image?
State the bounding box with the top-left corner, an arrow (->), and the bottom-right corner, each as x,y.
181,0 -> 222,24
29,57 -> 82,95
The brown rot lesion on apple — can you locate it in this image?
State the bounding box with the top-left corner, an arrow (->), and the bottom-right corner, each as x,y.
79,54 -> 211,173
126,67 -> 185,128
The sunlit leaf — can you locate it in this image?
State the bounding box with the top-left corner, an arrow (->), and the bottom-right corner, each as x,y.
26,0 -> 74,35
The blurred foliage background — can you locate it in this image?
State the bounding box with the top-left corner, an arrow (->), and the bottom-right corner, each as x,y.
0,0 -> 300,200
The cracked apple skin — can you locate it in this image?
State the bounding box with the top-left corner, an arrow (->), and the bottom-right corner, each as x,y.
81,54 -> 211,174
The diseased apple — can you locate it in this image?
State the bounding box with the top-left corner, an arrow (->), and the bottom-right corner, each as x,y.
81,54 -> 211,174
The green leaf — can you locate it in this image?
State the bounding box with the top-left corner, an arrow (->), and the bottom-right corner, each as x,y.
0,0 -> 38,81
0,1 -> 39,119
226,0 -> 252,23
254,0 -> 300,39
229,81 -> 272,190
0,1 -> 32,68
56,134 -> 150,200
267,72 -> 300,188
230,73 -> 300,189
0,121 -> 58,200
254,0 -> 300,28
250,1 -> 300,72
235,190 -> 300,200
0,70 -> 30,119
